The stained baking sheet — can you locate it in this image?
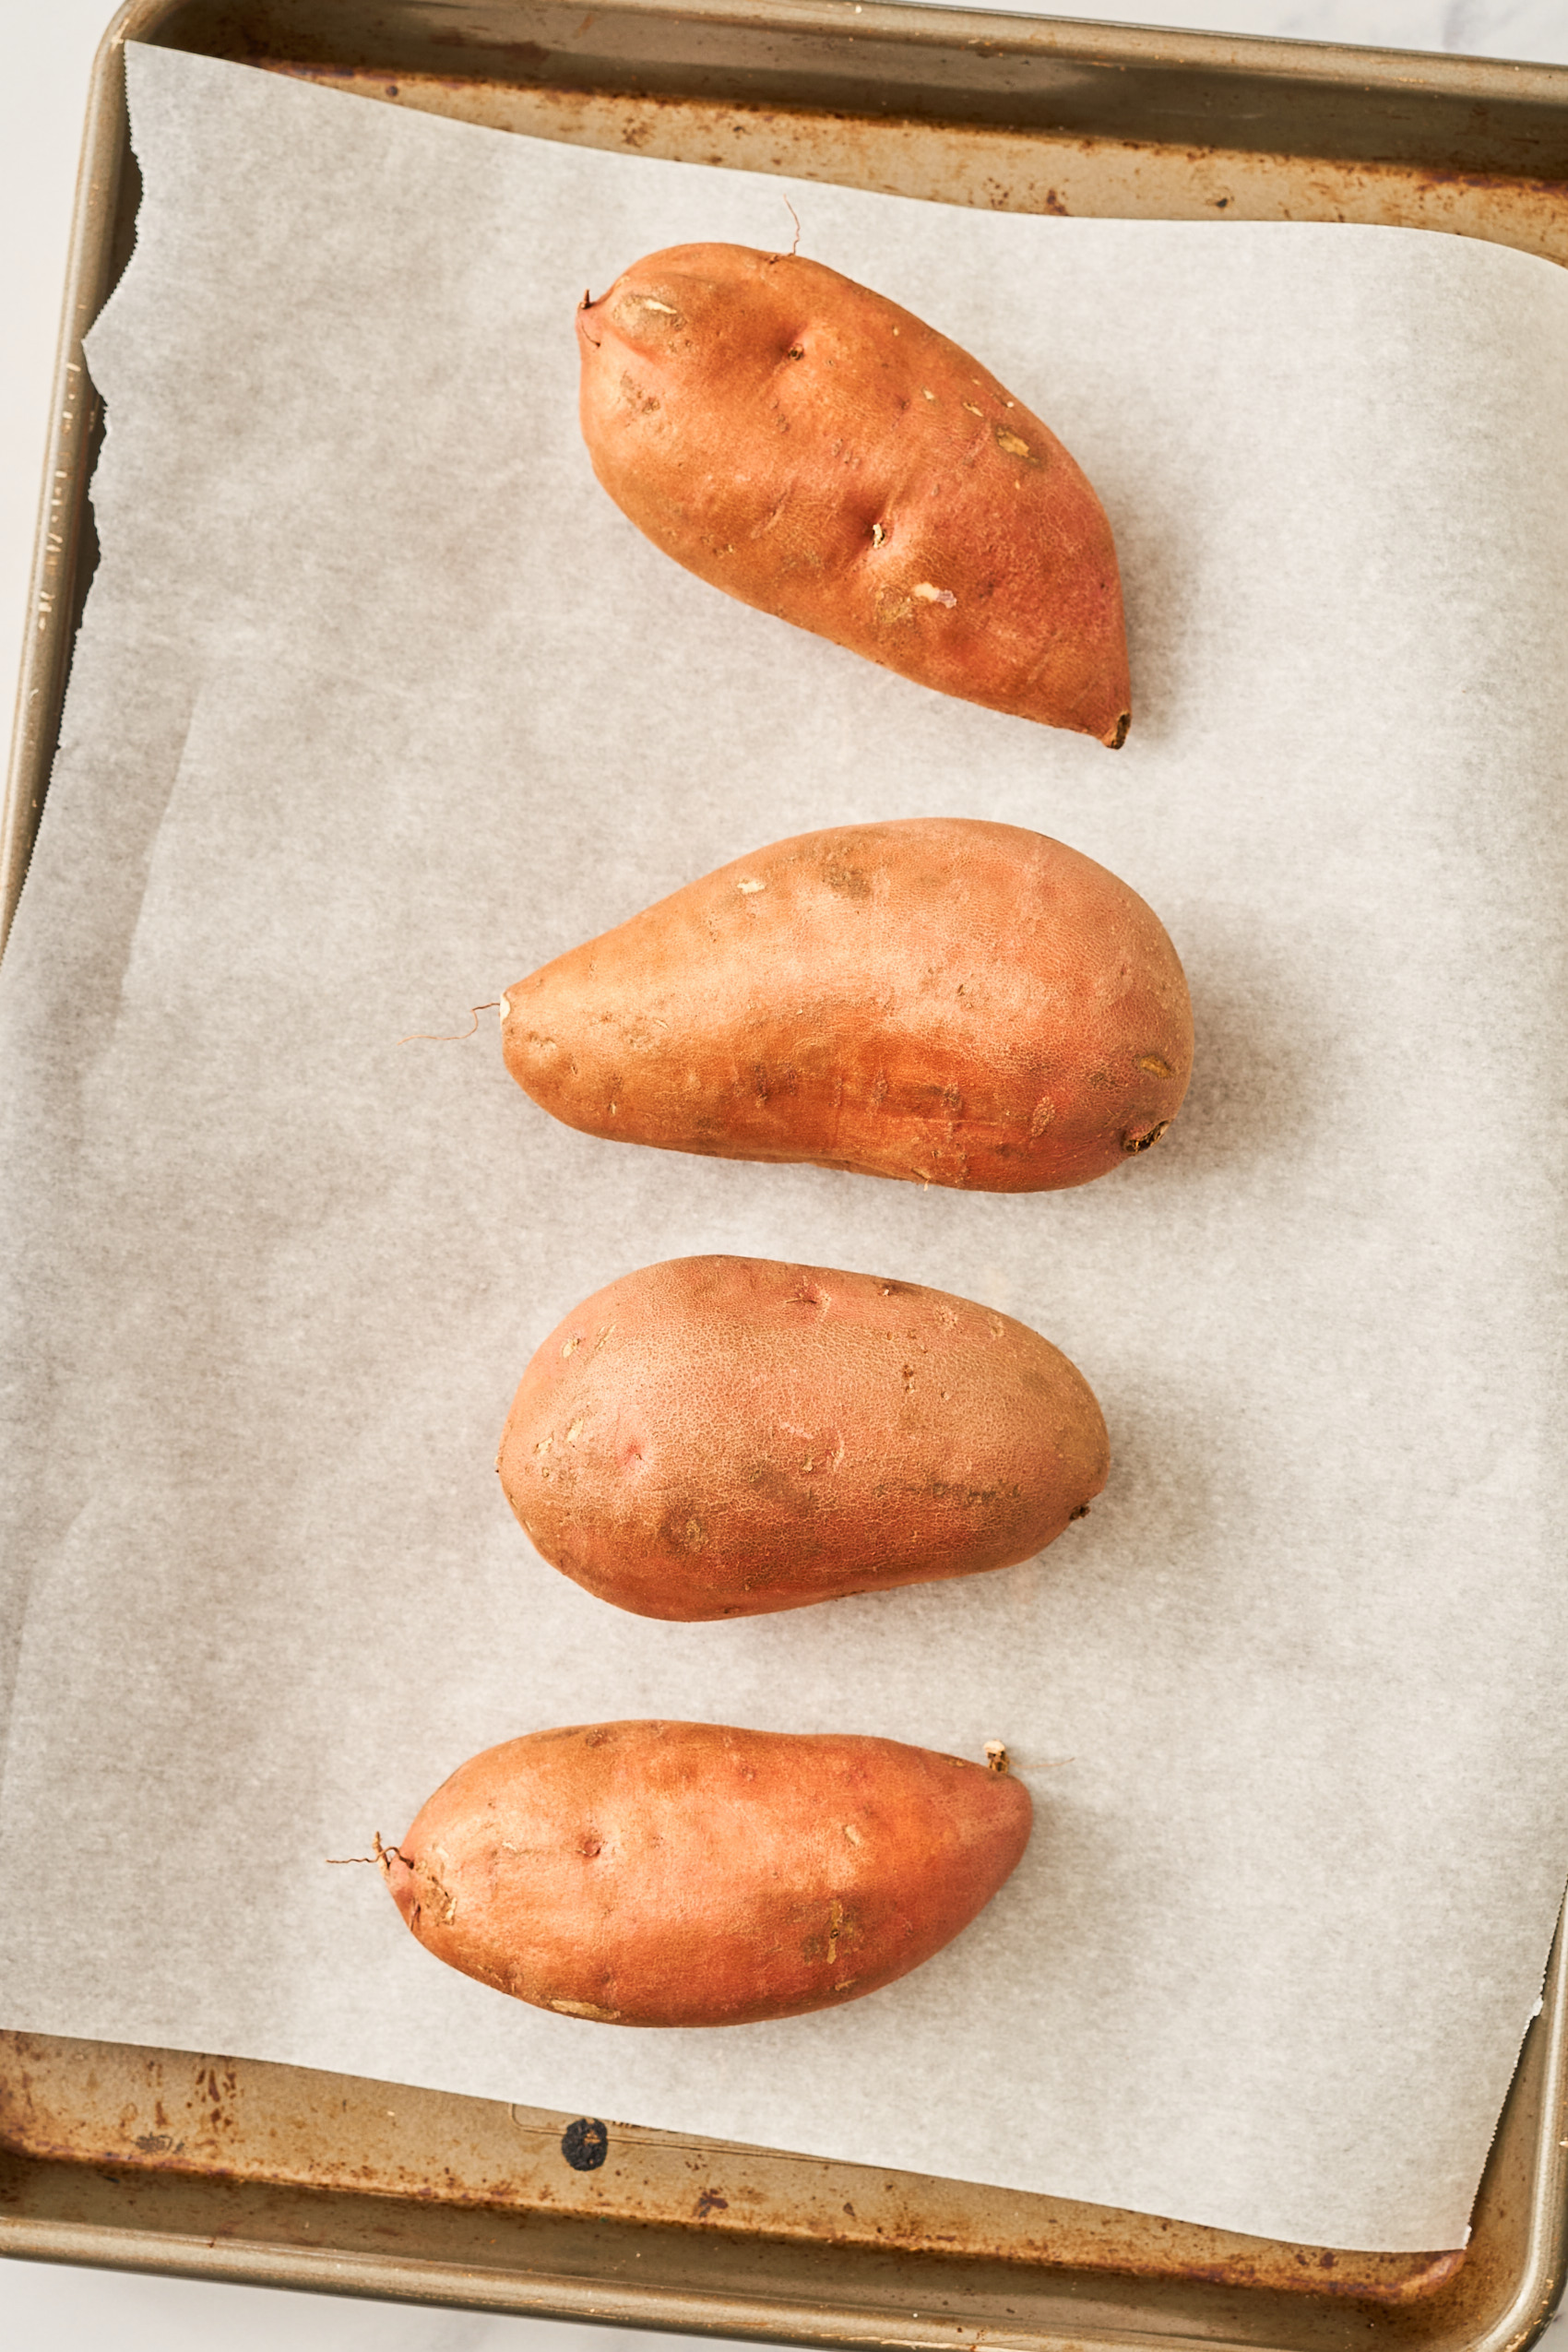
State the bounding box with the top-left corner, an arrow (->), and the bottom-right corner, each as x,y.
3,38 -> 1568,2260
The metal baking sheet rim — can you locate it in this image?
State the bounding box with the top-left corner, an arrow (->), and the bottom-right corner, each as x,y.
2,0 -> 1567,2339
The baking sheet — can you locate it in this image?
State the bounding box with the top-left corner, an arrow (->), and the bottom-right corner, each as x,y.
3,40 -> 1568,2257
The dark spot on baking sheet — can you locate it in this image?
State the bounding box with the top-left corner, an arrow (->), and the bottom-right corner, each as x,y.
562,2116 -> 609,2170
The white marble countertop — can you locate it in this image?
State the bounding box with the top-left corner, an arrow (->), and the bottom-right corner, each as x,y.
4,0 -> 1567,2341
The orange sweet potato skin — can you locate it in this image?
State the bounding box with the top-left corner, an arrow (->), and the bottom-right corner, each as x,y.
498,1255 -> 1108,1621
577,244 -> 1130,745
386,1721 -> 1033,2027
501,818 -> 1192,1193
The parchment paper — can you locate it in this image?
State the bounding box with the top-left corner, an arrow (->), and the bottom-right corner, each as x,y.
4,42 -> 1568,2255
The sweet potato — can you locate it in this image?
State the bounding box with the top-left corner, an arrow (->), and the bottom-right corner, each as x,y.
501,817 -> 1192,1192
577,243 -> 1130,745
382,1720 -> 1032,2026
498,1255 -> 1108,1620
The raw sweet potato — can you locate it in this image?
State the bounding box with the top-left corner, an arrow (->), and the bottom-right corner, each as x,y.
498,1255 -> 1108,1620
382,1720 -> 1032,2026
501,817 -> 1192,1192
577,243 -> 1130,745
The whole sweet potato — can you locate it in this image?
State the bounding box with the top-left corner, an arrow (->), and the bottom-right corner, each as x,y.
383,1720 -> 1032,2026
501,817 -> 1192,1192
577,243 -> 1130,746
499,1255 -> 1108,1620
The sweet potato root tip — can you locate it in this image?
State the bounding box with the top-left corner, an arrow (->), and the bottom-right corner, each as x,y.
325,1835 -> 401,1870
398,1001 -> 500,1046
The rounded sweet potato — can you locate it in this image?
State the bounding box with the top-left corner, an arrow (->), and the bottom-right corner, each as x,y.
577,243 -> 1130,745
383,1720 -> 1032,2026
501,817 -> 1192,1192
498,1255 -> 1108,1620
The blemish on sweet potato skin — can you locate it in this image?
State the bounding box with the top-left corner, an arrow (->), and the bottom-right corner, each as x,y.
497,1254 -> 1109,1620
387,1720 -> 1034,2027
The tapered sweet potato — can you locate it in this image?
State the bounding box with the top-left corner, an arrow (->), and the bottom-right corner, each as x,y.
382,1720 -> 1032,2026
499,1255 -> 1108,1620
577,243 -> 1129,745
501,817 -> 1192,1192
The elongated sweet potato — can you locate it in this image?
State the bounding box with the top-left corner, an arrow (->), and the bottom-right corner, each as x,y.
501,817 -> 1192,1192
577,243 -> 1130,745
499,1255 -> 1108,1620
382,1720 -> 1032,2026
